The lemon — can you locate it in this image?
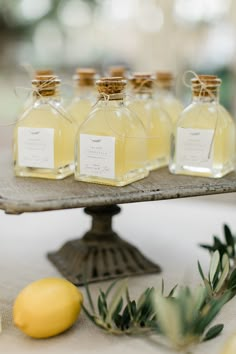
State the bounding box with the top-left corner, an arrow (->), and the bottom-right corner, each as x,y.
221,334 -> 236,354
13,277 -> 83,338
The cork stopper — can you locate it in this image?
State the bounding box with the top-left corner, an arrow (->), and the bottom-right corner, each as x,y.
156,71 -> 174,88
74,68 -> 96,87
109,66 -> 126,78
130,73 -> 153,92
32,75 -> 61,97
35,69 -> 54,79
96,77 -> 126,97
191,75 -> 221,97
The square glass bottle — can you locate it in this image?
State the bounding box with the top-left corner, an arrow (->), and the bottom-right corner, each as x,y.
128,73 -> 172,171
155,71 -> 183,125
75,77 -> 148,186
68,68 -> 97,128
169,75 -> 236,178
14,75 -> 75,179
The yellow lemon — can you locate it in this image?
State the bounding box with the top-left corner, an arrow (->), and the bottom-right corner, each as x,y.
221,334 -> 236,354
13,277 -> 83,338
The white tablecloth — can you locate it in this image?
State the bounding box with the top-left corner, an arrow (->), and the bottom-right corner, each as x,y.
1,194 -> 236,354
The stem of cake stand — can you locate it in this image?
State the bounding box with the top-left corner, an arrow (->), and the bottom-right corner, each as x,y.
47,204 -> 161,285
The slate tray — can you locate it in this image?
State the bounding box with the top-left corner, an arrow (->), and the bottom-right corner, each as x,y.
1,150 -> 236,214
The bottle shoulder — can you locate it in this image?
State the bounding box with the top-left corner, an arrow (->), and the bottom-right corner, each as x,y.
68,96 -> 95,107
78,102 -> 146,137
67,98 -> 93,116
158,93 -> 183,106
16,101 -> 74,127
176,102 -> 235,128
84,102 -> 143,119
128,97 -> 170,116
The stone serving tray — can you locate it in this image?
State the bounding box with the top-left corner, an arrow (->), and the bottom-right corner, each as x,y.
1,150 -> 236,285
1,151 -> 236,214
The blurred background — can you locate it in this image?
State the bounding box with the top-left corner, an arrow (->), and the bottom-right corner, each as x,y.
0,0 -> 236,124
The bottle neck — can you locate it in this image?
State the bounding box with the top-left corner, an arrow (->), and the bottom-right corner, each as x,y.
131,91 -> 152,99
191,83 -> 220,104
192,90 -> 220,104
74,86 -> 96,98
97,96 -> 124,108
33,91 -> 61,105
33,84 -> 60,97
156,86 -> 174,96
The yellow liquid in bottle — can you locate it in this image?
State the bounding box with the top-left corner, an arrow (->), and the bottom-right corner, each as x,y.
128,99 -> 172,170
169,102 -> 236,177
68,98 -> 93,127
14,103 -> 75,179
75,102 -> 148,186
158,95 -> 183,125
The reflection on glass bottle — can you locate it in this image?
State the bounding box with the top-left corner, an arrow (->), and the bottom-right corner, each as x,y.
14,75 -> 75,179
75,77 -> 148,186
169,75 -> 236,178
128,73 -> 172,170
68,68 -> 97,127
155,71 -> 183,125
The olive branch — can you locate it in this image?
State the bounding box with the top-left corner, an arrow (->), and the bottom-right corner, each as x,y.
82,224 -> 236,352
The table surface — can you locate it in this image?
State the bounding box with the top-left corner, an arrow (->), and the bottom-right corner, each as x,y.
1,149 -> 236,214
1,195 -> 236,354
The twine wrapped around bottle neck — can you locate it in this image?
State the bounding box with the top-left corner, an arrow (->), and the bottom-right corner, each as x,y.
96,77 -> 126,101
183,71 -> 221,101
32,75 -> 61,97
130,73 -> 153,94
191,75 -> 221,100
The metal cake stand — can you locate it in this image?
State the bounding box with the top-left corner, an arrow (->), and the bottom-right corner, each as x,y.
1,150 -> 236,285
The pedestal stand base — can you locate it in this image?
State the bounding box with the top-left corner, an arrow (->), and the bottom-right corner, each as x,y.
48,205 -> 161,285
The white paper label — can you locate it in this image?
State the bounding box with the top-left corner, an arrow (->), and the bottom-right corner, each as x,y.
176,128 -> 214,168
80,134 -> 115,179
18,127 -> 54,168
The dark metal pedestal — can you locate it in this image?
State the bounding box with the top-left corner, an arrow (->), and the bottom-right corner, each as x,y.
47,205 -> 161,285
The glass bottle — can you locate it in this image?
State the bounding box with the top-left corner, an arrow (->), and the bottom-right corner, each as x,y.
169,75 -> 236,178
68,68 -> 97,127
14,75 -> 75,179
127,73 -> 172,170
155,71 -> 183,125
75,77 -> 148,186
